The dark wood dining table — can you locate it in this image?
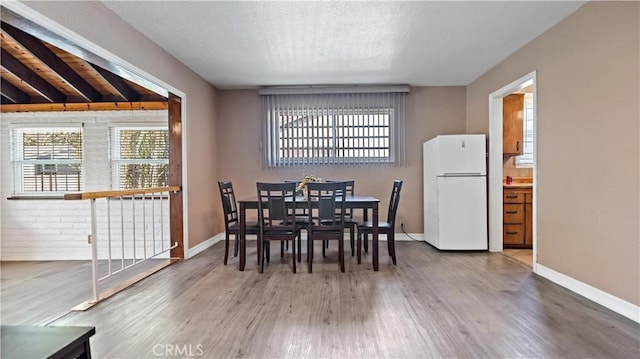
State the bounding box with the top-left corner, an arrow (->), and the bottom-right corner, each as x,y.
238,195 -> 381,271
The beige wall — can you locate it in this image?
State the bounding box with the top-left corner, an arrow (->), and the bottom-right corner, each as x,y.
22,1 -> 221,249
467,2 -> 639,305
215,87 -> 467,233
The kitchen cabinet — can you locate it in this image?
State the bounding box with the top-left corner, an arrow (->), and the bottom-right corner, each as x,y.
503,94 -> 524,156
503,187 -> 532,248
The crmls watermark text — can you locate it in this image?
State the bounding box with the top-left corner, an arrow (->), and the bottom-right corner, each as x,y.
152,344 -> 204,357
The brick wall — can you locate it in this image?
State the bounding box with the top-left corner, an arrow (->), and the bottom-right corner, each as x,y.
1,110 -> 168,260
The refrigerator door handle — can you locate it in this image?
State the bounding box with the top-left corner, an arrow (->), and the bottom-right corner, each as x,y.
441,173 -> 483,177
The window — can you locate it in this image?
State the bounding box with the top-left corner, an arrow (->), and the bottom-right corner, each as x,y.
11,126 -> 83,195
110,127 -> 169,189
516,93 -> 534,167
261,88 -> 407,167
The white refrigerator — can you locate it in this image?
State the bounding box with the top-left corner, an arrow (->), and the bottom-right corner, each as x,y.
423,134 -> 488,250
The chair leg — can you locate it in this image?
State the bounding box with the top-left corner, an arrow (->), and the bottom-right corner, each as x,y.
307,238 -> 313,273
357,232 -> 362,264
258,238 -> 264,273
281,240 -> 285,258
291,237 -> 296,273
338,237 -> 345,272
233,234 -> 239,257
266,241 -> 270,263
322,239 -> 326,257
349,225 -> 355,256
363,233 -> 369,252
389,231 -> 397,265
297,232 -> 302,262
223,233 -> 230,265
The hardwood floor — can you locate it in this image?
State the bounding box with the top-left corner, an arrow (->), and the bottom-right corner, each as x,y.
501,248 -> 533,267
1,258 -> 166,325
4,241 -> 639,358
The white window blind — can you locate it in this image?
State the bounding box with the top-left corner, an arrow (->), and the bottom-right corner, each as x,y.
11,126 -> 84,194
261,88 -> 407,167
110,127 -> 169,189
516,93 -> 534,167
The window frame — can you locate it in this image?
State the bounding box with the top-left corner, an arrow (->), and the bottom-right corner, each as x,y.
109,125 -> 169,190
10,124 -> 84,197
261,91 -> 406,167
516,93 -> 534,168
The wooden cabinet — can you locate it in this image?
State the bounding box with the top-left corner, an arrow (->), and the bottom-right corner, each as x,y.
503,187 -> 532,248
503,94 -> 524,156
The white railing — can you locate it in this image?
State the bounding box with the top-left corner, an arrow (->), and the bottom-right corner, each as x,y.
64,186 -> 180,304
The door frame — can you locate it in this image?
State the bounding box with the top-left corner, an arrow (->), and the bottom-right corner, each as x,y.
4,1 -> 190,257
488,70 -> 537,272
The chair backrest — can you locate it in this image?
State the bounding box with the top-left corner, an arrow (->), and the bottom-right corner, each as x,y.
218,181 -> 238,229
256,182 -> 298,230
387,180 -> 403,225
306,181 -> 347,231
325,180 -> 355,217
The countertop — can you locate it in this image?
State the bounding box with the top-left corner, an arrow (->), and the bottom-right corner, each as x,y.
503,177 -> 533,189
503,183 -> 533,189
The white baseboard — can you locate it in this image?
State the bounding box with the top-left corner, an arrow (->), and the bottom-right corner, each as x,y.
395,232 -> 424,241
536,264 -> 640,323
187,233 -> 224,259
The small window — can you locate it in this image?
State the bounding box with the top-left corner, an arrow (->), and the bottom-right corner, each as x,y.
11,126 -> 84,195
261,90 -> 407,167
516,93 -> 534,167
110,127 -> 169,189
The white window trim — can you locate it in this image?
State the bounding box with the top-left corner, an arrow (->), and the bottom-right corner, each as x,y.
516,93 -> 534,168
110,125 -> 169,190
10,125 -> 84,196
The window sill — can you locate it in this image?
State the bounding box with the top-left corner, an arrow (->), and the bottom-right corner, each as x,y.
7,195 -> 65,200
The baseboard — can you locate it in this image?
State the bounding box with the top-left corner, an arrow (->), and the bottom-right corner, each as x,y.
395,233 -> 424,241
186,233 -> 225,259
535,264 -> 639,323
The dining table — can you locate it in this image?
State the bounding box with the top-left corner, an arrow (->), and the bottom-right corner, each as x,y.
237,195 -> 381,271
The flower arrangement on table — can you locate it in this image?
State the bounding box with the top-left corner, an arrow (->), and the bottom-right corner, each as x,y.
296,174 -> 321,195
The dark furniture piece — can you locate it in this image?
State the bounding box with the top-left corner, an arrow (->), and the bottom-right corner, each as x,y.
305,181 -> 348,273
1,325 -> 96,359
325,179 -> 357,256
239,195 -> 381,271
357,180 -> 403,265
256,182 -> 302,273
218,181 -> 260,265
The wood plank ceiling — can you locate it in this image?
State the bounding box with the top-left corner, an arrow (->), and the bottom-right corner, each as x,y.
0,21 -> 167,112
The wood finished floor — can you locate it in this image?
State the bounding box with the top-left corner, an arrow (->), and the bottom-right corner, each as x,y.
3,241 -> 639,358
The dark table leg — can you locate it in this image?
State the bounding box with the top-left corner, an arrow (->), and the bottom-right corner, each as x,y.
239,202 -> 246,271
372,201 -> 379,271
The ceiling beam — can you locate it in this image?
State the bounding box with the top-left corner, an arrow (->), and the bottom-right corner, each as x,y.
1,101 -> 168,113
1,22 -> 102,102
91,64 -> 140,102
0,79 -> 30,103
0,48 -> 66,103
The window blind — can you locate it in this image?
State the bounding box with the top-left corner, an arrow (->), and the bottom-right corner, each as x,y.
110,127 -> 169,189
261,89 -> 407,167
11,127 -> 84,193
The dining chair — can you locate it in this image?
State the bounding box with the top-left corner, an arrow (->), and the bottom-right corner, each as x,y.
256,182 -> 302,273
283,180 -> 311,262
325,179 -> 357,256
357,180 -> 403,265
218,181 -> 261,265
306,181 -> 348,273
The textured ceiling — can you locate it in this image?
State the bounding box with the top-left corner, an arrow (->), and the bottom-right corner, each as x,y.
102,1 -> 586,89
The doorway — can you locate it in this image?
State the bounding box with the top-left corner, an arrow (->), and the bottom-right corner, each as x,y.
488,71 -> 537,272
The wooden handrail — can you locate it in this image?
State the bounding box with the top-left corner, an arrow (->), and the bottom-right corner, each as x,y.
64,186 -> 181,200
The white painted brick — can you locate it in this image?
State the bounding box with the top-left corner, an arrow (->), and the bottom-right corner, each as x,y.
1,111 -> 169,260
